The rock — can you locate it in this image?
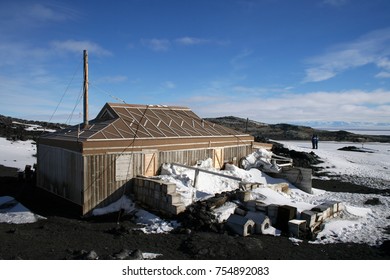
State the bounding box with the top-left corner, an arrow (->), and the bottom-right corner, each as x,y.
338,146 -> 374,153
128,249 -> 143,260
198,248 -> 209,255
205,195 -> 228,209
85,250 -> 98,260
6,228 -> 17,234
364,198 -> 382,205
113,249 -> 131,260
76,249 -> 87,257
71,249 -> 98,260
105,225 -> 131,236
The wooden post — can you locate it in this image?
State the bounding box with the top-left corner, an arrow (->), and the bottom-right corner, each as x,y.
193,168 -> 200,189
83,50 -> 89,127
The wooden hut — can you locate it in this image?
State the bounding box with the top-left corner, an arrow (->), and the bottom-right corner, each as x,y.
37,102 -> 271,215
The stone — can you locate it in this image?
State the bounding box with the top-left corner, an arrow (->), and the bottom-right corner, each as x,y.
300,210 -> 317,227
288,219 -> 306,238
128,249 -> 143,260
85,250 -> 98,260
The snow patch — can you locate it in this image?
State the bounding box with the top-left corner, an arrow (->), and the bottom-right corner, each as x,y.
0,196 -> 45,224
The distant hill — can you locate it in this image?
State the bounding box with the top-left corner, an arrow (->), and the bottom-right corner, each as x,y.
205,116 -> 390,143
2,113 -> 390,144
0,114 -> 68,141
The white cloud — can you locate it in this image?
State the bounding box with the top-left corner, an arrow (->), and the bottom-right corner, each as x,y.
186,88 -> 390,124
303,68 -> 336,83
141,38 -> 171,52
303,28 -> 390,83
375,71 -> 390,78
140,37 -> 228,51
29,3 -> 72,22
232,85 -> 290,96
175,37 -> 209,46
0,42 -> 48,67
230,49 -> 254,71
51,40 -> 112,56
162,81 -> 176,89
376,57 -> 390,70
0,73 -> 82,122
0,2 -> 79,34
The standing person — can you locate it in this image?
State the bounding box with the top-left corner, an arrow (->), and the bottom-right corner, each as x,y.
314,134 -> 319,149
311,134 -> 316,149
311,134 -> 319,149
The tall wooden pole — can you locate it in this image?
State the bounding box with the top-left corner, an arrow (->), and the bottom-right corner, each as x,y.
83,50 -> 89,127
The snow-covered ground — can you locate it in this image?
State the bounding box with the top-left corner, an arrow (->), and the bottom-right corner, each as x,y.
0,137 -> 36,171
1,137 -> 389,246
278,140 -> 390,189
12,121 -> 56,132
0,196 -> 44,224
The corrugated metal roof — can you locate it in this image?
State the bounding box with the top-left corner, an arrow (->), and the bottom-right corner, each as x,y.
40,103 -> 250,142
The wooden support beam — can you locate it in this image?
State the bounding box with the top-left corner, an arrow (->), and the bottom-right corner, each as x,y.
171,163 -> 242,190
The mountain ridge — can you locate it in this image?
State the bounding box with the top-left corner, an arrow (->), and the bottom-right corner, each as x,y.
205,116 -> 390,143
0,114 -> 67,141
1,113 -> 390,143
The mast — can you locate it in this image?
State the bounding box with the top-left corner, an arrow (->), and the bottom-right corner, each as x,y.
83,49 -> 89,127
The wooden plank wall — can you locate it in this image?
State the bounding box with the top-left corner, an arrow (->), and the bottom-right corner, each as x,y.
39,144 -> 255,215
83,148 -> 227,213
159,149 -> 214,166
159,145 -> 252,169
37,144 -> 83,204
82,152 -> 143,214
223,145 -> 252,164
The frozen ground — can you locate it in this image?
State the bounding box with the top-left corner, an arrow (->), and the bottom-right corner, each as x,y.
277,140 -> 390,189
0,196 -> 44,224
95,143 -> 390,246
0,138 -> 36,171
1,137 -> 389,246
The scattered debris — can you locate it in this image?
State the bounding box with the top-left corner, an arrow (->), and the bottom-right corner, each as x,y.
177,195 -> 224,233
240,148 -> 292,173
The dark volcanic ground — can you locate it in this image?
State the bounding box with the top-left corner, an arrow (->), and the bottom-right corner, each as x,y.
1,167 -> 389,260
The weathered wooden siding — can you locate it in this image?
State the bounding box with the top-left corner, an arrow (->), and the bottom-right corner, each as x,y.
158,145 -> 252,168
37,144 -> 83,204
82,152 -> 144,214
39,142 -> 261,215
223,145 -> 252,163
158,148 -> 214,166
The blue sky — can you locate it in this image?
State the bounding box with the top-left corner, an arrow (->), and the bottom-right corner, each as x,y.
1,0 -> 390,127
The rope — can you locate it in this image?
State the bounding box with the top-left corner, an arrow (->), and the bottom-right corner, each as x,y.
89,82 -> 126,104
65,85 -> 84,125
82,102 -> 150,221
36,61 -> 84,168
45,59 -> 82,128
